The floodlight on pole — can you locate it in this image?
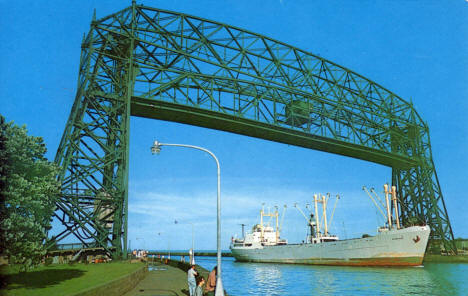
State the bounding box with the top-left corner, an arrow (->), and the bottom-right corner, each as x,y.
150,140 -> 225,296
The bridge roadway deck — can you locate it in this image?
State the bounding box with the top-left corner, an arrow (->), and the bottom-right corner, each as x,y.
123,262 -> 208,296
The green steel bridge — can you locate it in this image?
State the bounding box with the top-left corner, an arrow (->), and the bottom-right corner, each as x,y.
49,1 -> 456,258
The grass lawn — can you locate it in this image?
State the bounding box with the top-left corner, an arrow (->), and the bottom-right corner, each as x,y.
1,261 -> 145,296
424,254 -> 468,263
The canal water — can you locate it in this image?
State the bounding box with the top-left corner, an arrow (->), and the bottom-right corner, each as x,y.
177,256 -> 468,295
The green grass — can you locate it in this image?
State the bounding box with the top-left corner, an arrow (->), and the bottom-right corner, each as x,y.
424,254 -> 468,263
1,261 -> 145,296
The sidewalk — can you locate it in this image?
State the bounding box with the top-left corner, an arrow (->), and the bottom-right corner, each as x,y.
123,263 -> 190,296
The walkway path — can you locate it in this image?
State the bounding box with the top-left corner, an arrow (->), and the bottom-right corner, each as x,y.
123,263 -> 190,296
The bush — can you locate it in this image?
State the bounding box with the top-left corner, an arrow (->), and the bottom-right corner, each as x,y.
44,257 -> 53,266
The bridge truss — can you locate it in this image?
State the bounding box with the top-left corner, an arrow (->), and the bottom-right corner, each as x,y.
50,2 -> 456,257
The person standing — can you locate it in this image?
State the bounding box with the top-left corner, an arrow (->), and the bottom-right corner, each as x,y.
187,264 -> 198,296
205,266 -> 217,296
194,276 -> 205,296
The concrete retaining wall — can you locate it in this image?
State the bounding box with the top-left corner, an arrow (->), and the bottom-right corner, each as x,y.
165,259 -> 208,274
70,264 -> 148,296
161,258 -> 210,282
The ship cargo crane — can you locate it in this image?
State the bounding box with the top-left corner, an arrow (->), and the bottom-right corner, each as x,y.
294,203 -> 316,243
278,205 -> 287,240
363,186 -> 388,222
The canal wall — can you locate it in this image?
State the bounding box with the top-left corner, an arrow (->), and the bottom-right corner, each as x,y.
151,257 -> 210,279
69,264 -> 148,296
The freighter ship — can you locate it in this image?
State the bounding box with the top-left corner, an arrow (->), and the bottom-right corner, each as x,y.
230,185 -> 430,266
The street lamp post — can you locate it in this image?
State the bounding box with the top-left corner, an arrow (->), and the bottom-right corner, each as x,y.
151,140 -> 224,296
189,222 -> 195,265
157,231 -> 171,259
166,233 -> 172,259
135,237 -> 146,250
175,220 -> 195,264
176,221 -> 195,265
135,237 -> 146,264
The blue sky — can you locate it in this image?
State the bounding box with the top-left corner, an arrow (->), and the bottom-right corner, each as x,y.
1,0 -> 467,250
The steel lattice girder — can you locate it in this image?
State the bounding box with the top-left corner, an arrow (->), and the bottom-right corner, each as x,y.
51,3 -> 456,257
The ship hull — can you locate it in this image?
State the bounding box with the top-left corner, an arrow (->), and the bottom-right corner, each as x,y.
230,226 -> 430,266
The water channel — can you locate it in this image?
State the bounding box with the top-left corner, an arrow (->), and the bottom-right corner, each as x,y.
168,255 -> 467,295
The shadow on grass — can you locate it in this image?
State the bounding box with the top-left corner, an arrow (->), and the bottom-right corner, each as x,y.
3,268 -> 86,290
137,289 -> 181,295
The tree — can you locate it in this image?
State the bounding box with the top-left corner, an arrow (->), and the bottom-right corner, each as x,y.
0,116 -> 59,271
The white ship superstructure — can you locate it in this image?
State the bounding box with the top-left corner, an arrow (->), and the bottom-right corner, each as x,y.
230,185 -> 431,266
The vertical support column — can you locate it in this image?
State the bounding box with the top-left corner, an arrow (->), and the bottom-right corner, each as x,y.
118,0 -> 137,259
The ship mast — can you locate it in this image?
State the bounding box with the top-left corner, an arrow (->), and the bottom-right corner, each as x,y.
260,205 -> 280,243
322,194 -> 329,236
364,185 -> 402,230
313,194 -> 320,237
275,206 -> 279,243
384,184 -> 393,229
295,195 -> 339,244
275,206 -> 287,243
260,204 -> 264,241
391,185 -> 401,229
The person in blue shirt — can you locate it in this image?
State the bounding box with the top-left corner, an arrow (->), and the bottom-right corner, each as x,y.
187,264 -> 198,296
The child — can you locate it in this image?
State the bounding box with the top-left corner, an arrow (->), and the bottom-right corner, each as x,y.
195,276 -> 205,296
